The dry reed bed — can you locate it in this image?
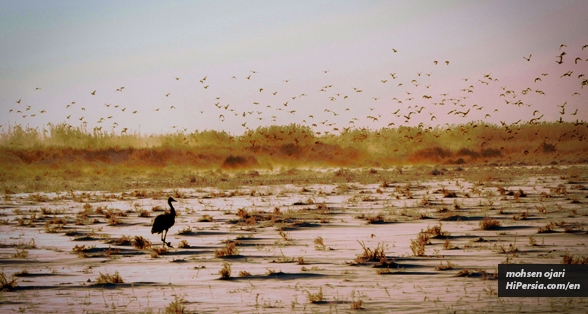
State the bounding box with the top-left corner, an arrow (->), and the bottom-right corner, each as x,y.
1,122 -> 587,191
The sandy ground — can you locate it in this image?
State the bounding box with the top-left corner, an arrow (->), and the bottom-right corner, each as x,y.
1,165 -> 588,313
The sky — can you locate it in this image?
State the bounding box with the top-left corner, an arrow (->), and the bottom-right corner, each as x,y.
1,0 -> 587,136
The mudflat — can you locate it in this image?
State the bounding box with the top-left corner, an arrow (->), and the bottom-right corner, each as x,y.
1,165 -> 587,313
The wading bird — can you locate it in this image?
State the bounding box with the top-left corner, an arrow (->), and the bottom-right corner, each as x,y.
151,197 -> 178,248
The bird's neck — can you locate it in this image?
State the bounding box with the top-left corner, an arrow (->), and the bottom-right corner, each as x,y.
168,201 -> 176,216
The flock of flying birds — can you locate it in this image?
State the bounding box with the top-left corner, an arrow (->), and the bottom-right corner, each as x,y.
5,44 -> 588,137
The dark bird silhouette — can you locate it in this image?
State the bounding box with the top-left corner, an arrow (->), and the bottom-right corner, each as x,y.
523,54 -> 531,61
151,197 -> 178,247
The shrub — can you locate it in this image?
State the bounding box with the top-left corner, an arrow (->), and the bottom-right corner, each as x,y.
215,241 -> 239,257
95,271 -> 124,284
198,214 -> 213,222
479,217 -> 501,230
132,236 -> 152,249
410,233 -> 429,256
424,223 -> 450,238
305,287 -> 324,303
562,253 -> 588,264
178,240 -> 190,248
238,270 -> 252,277
0,272 -> 17,291
164,294 -> 186,314
354,241 -> 386,264
219,262 -> 231,279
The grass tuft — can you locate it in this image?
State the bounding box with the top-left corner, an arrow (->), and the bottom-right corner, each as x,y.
215,241 -> 239,258
479,217 -> 501,230
304,287 -> 324,303
164,294 -> 186,314
95,271 -> 124,284
354,241 -> 386,264
219,262 -> 231,279
132,236 -> 152,249
0,272 -> 18,291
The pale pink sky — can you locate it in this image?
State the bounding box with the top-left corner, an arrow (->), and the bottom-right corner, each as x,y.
1,1 -> 587,135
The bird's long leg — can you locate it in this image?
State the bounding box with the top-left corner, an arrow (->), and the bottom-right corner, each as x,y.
161,230 -> 167,247
162,229 -> 172,248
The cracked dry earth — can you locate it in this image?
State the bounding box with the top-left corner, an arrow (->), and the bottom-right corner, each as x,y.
1,166 -> 588,313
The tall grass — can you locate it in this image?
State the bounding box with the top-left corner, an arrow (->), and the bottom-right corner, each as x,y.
1,122 -> 586,166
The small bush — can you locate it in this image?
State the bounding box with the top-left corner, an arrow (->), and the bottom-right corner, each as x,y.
456,269 -> 472,277
305,287 -> 324,303
354,241 -> 386,264
351,299 -> 363,310
238,270 -> 252,277
177,226 -> 193,235
152,246 -> 168,257
178,240 -> 190,248
435,261 -> 455,271
424,223 -> 450,238
215,241 -> 239,257
538,221 -> 556,233
164,294 -> 186,314
219,262 -> 231,279
410,233 -> 429,257
95,271 -> 124,284
479,217 -> 501,230
562,253 -> 588,264
314,237 -> 326,250
0,272 -> 18,291
443,238 -> 454,249
442,189 -> 457,198
12,249 -> 29,259
132,236 -> 152,249
198,214 -> 214,222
